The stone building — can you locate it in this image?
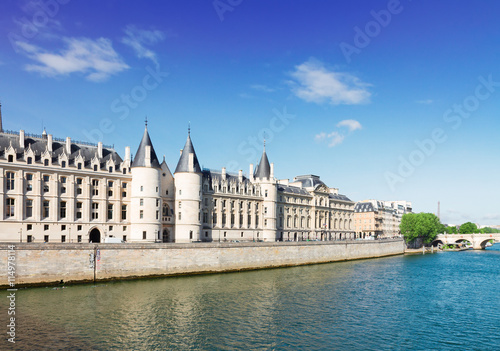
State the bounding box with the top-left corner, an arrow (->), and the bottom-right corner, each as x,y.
353,200 -> 412,238
0,106 -> 357,243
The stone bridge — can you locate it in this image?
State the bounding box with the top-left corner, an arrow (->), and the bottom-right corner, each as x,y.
433,233 -> 500,250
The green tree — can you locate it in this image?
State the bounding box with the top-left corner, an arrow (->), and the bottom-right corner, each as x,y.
400,213 -> 441,245
459,222 -> 478,234
445,226 -> 457,234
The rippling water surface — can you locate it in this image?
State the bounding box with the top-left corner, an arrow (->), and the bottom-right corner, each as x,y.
3,246 -> 500,350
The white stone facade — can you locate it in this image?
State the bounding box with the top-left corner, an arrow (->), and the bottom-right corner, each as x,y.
0,116 -> 357,243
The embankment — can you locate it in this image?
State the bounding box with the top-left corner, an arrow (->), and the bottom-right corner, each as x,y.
0,239 -> 405,288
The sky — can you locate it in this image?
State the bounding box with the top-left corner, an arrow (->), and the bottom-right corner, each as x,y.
1,0 -> 499,226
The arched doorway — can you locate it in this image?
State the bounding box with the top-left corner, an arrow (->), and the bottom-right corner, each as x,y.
89,228 -> 101,243
162,229 -> 169,243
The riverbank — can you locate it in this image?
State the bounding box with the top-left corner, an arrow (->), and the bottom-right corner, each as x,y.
0,239 -> 405,288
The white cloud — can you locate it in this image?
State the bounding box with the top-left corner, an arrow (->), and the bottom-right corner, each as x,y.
337,119 -> 362,132
315,132 -> 327,142
316,119 -> 362,147
416,99 -> 434,105
250,84 -> 275,93
289,59 -> 371,105
121,25 -> 165,65
15,37 -> 129,82
327,132 -> 345,147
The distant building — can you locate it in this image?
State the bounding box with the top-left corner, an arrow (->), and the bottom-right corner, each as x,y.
354,200 -> 412,238
0,105 -> 358,243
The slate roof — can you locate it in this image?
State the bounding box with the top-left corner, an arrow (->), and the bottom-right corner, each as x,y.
175,134 -> 202,173
254,148 -> 270,179
131,126 -> 160,168
277,185 -> 311,196
329,193 -> 353,202
355,202 -> 376,213
0,131 -> 123,170
293,175 -> 326,189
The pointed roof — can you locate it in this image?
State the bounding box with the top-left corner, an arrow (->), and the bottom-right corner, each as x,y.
175,133 -> 202,173
254,146 -> 271,179
131,126 -> 161,168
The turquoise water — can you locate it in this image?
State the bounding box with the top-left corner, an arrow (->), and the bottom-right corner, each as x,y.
3,246 -> 500,350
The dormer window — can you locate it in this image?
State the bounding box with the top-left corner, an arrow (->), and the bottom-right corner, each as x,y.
78,163 -> 82,170
8,155 -> 13,162
93,165 -> 98,171
44,159 -> 49,166
61,161 -> 66,168
27,157 -> 32,164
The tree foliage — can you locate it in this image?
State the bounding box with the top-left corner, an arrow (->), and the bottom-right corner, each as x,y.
400,213 -> 442,244
459,222 -> 478,234
445,226 -> 457,234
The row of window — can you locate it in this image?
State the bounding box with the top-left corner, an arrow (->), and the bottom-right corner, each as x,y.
5,198 -> 127,221
6,154 -> 127,173
6,172 -> 128,197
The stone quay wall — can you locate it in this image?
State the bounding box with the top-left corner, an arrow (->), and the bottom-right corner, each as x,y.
0,239 -> 405,288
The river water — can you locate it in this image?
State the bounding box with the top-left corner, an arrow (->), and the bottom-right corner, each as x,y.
3,246 -> 500,350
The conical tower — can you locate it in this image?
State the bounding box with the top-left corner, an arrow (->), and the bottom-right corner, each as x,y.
130,121 -> 162,242
253,142 -> 277,241
174,128 -> 202,243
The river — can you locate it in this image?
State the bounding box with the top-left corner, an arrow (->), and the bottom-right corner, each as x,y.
3,246 -> 500,350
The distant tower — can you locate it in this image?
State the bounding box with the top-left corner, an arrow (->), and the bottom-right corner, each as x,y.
174,127 -> 202,243
130,121 -> 162,242
253,142 -> 277,242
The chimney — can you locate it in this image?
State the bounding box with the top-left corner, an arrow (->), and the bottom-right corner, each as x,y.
47,134 -> 53,152
249,163 -> 254,182
66,137 -> 71,154
145,145 -> 151,166
270,163 -> 274,179
97,142 -> 103,159
222,167 -> 226,180
238,169 -> 243,182
19,130 -> 25,148
125,146 -> 131,162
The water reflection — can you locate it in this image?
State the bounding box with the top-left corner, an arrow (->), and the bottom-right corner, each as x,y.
2,249 -> 500,350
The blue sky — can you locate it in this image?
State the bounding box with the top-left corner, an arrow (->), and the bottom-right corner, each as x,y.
1,0 -> 499,225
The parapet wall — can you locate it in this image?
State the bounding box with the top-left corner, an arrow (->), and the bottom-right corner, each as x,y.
0,239 -> 405,288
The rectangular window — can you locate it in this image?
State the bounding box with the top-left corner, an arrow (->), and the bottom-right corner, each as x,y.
61,187 -> 66,194
6,172 -> 15,191
27,157 -> 32,164
140,186 -> 144,192
27,224 -> 32,231
43,175 -> 50,182
77,188 -> 82,195
140,210 -> 144,219
77,178 -> 82,185
27,235 -> 33,242
143,231 -> 146,240
26,199 -> 33,218
44,235 -> 49,242
61,235 -> 66,243
140,199 -> 144,206
92,203 -> 99,220
77,225 -> 82,231
108,204 -> 113,220
44,224 -> 49,231
109,225 -> 113,232
78,163 -> 82,170
43,200 -> 50,218
60,201 -> 66,218
122,205 -> 127,220
61,177 -> 66,184
77,235 -> 82,242
178,212 -> 181,220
